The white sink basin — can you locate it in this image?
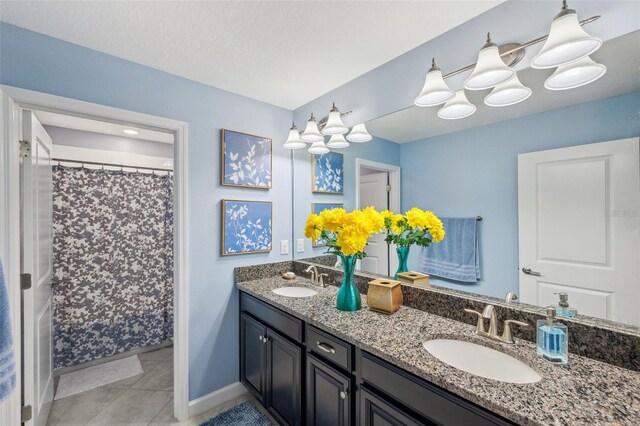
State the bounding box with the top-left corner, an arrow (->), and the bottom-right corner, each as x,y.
423,339 -> 541,384
272,286 -> 318,298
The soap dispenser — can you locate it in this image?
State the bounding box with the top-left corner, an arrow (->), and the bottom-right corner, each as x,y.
554,292 -> 577,318
537,307 -> 568,364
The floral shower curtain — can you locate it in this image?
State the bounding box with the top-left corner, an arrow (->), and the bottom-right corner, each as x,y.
52,165 -> 173,369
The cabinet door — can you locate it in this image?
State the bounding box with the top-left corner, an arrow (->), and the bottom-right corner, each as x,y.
241,313 -> 267,401
360,388 -> 425,426
266,329 -> 302,426
307,354 -> 352,426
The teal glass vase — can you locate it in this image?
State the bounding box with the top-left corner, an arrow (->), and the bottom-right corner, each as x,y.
393,246 -> 410,279
336,254 -> 361,311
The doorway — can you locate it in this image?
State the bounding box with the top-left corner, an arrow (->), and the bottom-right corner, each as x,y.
355,159 -> 401,276
1,85 -> 189,425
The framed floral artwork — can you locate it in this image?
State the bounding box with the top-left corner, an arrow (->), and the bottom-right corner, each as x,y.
221,129 -> 272,189
311,203 -> 343,247
312,152 -> 343,194
222,199 -> 272,255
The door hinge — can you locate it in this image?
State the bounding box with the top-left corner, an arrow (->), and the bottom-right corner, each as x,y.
20,273 -> 32,290
19,140 -> 31,158
21,405 -> 32,422
386,184 -> 391,192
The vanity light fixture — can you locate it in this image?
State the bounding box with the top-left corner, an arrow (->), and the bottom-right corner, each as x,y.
414,58 -> 456,107
346,123 -> 372,143
301,113 -> 324,143
531,0 -> 602,69
544,56 -> 606,90
326,134 -> 350,149
123,129 -> 139,135
437,90 -> 476,120
484,74 -> 532,107
321,103 -> 349,135
464,33 -> 516,91
308,139 -> 330,155
283,122 -> 306,149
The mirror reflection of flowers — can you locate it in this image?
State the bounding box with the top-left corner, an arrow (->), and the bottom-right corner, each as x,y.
304,207 -> 384,258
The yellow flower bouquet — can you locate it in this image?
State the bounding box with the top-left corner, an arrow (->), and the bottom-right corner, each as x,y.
304,207 -> 384,311
382,208 -> 445,279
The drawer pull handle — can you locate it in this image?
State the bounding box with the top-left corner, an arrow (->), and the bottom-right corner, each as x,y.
340,390 -> 347,399
317,341 -> 336,354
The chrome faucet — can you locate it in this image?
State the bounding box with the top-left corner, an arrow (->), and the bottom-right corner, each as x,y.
464,304 -> 528,344
504,291 -> 518,303
305,265 -> 329,288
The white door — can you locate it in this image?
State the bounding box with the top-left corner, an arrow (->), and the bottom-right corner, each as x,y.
518,138 -> 640,326
21,110 -> 54,426
359,172 -> 389,275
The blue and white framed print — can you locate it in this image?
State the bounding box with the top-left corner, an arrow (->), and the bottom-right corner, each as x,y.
311,203 -> 344,247
312,152 -> 344,193
222,199 -> 272,255
222,129 -> 272,189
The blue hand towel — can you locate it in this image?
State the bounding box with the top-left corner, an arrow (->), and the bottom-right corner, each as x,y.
419,217 -> 480,283
0,258 -> 16,401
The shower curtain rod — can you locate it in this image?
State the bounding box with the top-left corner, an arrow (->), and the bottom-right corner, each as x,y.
53,158 -> 173,173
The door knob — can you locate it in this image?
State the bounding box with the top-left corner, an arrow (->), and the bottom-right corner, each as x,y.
521,267 -> 541,276
340,391 -> 347,399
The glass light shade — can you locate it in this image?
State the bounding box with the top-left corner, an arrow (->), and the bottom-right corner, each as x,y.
301,114 -> 324,143
321,104 -> 348,135
544,56 -> 606,90
531,11 -> 602,69
464,41 -> 516,90
308,139 -> 330,155
283,124 -> 305,149
484,75 -> 532,107
346,123 -> 372,143
437,90 -> 476,120
414,61 -> 455,107
326,134 -> 350,149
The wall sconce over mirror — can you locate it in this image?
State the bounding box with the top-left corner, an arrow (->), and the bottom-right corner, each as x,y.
414,0 -> 604,120
284,103 -> 371,152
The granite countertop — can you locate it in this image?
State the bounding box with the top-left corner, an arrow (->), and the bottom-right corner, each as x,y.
236,275 -> 640,426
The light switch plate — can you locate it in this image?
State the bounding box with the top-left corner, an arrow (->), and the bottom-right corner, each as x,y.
296,239 -> 305,253
280,240 -> 289,255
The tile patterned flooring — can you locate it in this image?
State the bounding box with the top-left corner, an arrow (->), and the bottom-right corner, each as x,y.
47,347 -> 272,426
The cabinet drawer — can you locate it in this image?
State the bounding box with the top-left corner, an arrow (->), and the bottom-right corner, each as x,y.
359,351 -> 514,426
306,324 -> 353,372
241,292 -> 303,343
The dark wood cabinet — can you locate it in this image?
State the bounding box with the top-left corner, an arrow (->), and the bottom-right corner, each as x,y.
266,329 -> 302,426
360,387 -> 423,426
306,353 -> 352,426
240,312 -> 267,402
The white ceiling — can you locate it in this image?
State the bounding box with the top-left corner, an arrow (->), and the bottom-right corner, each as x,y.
0,0 -> 504,110
35,110 -> 174,144
367,31 -> 640,143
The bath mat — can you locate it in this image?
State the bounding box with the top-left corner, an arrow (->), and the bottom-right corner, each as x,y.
54,355 -> 143,400
199,401 -> 272,426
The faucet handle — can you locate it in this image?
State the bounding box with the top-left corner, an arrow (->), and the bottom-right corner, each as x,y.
464,308 -> 482,317
318,273 -> 329,287
464,309 -> 486,335
501,319 -> 529,344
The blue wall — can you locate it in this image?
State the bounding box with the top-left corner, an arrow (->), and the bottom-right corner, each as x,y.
292,136 -> 400,258
0,22 -> 293,400
400,91 -> 640,298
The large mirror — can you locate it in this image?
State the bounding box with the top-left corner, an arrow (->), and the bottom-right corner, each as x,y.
292,30 -> 640,329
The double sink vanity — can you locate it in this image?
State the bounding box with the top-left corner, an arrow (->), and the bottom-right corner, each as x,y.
235,259 -> 640,426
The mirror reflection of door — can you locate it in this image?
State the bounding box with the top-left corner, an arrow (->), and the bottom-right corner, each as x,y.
518,138 -> 640,326
359,169 -> 389,275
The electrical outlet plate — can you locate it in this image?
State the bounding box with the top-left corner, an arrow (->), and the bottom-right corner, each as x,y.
280,240 -> 289,255
296,239 -> 305,253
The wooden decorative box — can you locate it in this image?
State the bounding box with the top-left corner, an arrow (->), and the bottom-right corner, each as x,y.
367,278 -> 403,314
397,271 -> 430,288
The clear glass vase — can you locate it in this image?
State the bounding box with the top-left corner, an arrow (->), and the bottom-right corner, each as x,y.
336,254 -> 361,311
393,246 -> 410,279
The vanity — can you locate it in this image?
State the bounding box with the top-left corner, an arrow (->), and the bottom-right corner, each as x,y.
235,264 -> 640,426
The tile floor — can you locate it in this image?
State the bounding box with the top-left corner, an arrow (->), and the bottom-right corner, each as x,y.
46,346 -> 273,426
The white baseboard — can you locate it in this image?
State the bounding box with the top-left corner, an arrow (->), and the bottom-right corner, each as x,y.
188,382 -> 248,418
